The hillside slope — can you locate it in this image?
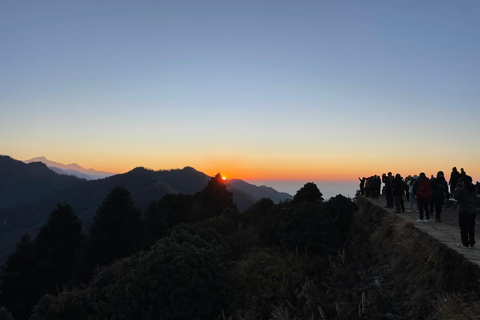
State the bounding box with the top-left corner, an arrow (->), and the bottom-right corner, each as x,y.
0,155 -> 86,209
0,158 -> 290,264
227,179 -> 293,203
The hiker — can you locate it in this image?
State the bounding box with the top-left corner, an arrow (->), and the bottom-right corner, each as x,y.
413,172 -> 431,222
459,168 -> 467,183
392,174 -> 405,213
383,172 -> 394,208
364,177 -> 371,198
406,175 -> 418,212
359,177 -> 366,195
404,176 -> 411,202
430,171 -> 449,222
449,167 -> 460,194
454,175 -> 478,248
371,175 -> 381,200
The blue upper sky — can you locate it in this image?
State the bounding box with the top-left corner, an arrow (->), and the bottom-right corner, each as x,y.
1,0 -> 479,181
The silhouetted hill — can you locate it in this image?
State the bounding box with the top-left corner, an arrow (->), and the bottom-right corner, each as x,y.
0,155 -> 86,209
0,157 -> 292,264
227,179 -> 293,203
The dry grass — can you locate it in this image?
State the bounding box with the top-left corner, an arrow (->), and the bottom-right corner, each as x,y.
352,197 -> 480,319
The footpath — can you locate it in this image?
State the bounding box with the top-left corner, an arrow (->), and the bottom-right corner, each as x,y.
362,195 -> 480,267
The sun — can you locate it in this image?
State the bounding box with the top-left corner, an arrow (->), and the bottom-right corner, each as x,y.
222,176 -> 227,181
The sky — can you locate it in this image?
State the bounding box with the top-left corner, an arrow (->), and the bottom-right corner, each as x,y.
1,0 -> 480,187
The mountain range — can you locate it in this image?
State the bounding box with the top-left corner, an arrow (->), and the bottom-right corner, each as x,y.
24,156 -> 115,180
0,155 -> 292,264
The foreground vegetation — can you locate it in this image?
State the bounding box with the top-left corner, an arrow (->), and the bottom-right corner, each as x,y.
0,176 -> 359,320
2,176 -> 480,319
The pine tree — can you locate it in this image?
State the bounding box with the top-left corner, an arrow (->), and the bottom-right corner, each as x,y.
35,204 -> 84,294
0,235 -> 39,320
144,200 -> 169,244
0,204 -> 84,320
192,174 -> 235,221
83,186 -> 144,271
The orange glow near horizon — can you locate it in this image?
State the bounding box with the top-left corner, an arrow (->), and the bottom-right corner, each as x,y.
73,158 -> 480,183
9,151 -> 480,183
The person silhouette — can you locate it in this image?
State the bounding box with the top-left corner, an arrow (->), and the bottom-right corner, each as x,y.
430,171 -> 449,222
449,167 -> 460,194
454,175 -> 478,248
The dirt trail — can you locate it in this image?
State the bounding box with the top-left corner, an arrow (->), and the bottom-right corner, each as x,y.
362,194 -> 480,266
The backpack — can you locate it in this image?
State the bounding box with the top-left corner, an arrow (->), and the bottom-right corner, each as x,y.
417,178 -> 432,199
432,178 -> 446,197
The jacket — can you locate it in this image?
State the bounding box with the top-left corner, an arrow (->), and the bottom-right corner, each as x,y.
454,188 -> 478,214
431,177 -> 449,200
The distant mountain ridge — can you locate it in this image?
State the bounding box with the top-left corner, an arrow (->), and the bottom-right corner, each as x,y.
24,156 -> 115,180
0,156 -> 85,209
0,155 -> 293,264
227,179 -> 293,203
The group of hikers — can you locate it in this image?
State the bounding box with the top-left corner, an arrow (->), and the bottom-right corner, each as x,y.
359,167 -> 479,248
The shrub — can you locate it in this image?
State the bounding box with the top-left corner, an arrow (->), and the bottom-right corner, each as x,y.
0,306 -> 15,320
31,229 -> 229,320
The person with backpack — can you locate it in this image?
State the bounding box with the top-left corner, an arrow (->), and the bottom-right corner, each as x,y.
413,172 -> 431,222
383,172 -> 394,208
392,174 -> 405,213
430,171 -> 449,222
449,167 -> 460,194
454,175 -> 478,248
372,175 -> 381,200
364,177 -> 371,198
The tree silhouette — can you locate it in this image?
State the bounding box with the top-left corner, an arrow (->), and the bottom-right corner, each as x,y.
0,306 -> 15,320
144,200 -> 169,244
0,204 -> 83,320
162,193 -> 194,226
191,174 -> 235,221
293,182 -> 324,203
82,186 -> 144,276
324,194 -> 358,235
0,235 -> 38,320
31,229 -> 229,320
35,204 -> 84,294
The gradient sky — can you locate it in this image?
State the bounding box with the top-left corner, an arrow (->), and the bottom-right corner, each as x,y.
1,1 -> 480,183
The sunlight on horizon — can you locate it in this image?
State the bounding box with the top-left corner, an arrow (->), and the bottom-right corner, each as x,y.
1,1 -> 480,186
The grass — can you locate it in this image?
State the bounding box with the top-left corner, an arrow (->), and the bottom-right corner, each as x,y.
352,197 -> 480,319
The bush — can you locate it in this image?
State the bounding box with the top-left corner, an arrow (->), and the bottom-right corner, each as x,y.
0,306 -> 15,320
324,194 -> 357,234
31,229 -> 230,320
260,202 -> 338,257
293,182 -> 323,203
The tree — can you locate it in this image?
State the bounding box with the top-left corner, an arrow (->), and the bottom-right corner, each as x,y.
293,182 -> 323,203
0,205 -> 84,320
161,193 -> 194,226
0,306 -> 15,320
0,235 -> 40,320
35,204 -> 84,294
191,174 -> 236,221
82,186 -> 144,276
324,194 -> 357,235
144,200 -> 169,244
31,229 -> 230,320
